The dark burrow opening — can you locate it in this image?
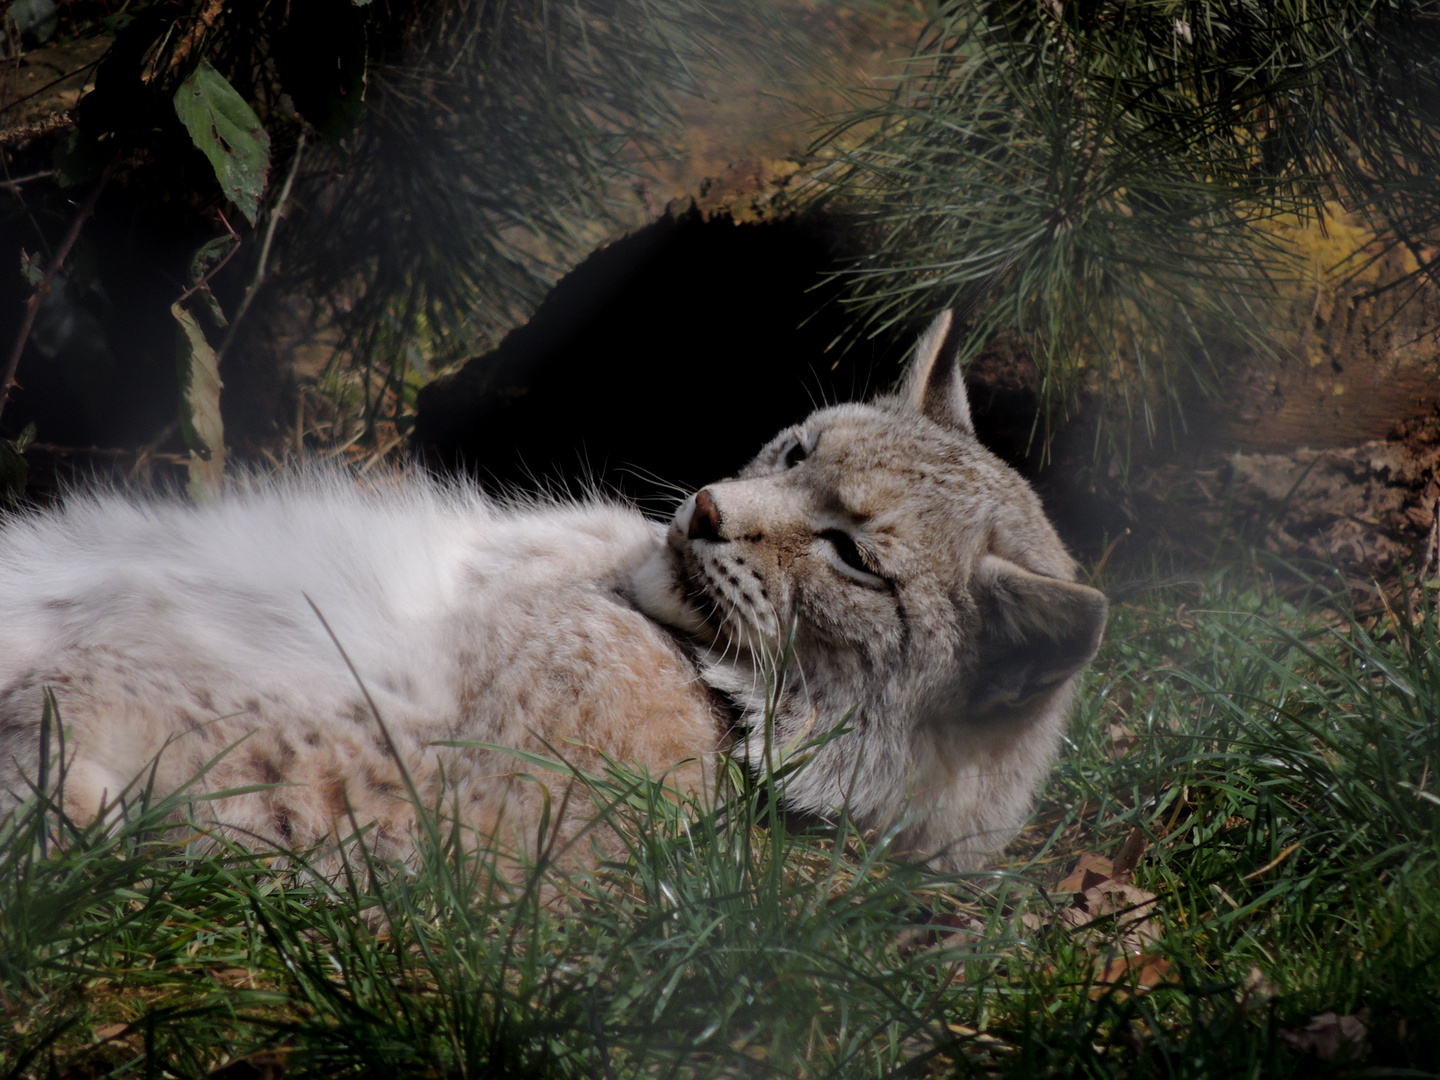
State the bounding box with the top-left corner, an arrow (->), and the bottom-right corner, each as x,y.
414,208 -> 1122,557
417,214 -> 1063,512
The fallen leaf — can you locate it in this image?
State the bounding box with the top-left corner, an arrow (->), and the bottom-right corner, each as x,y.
1065,879 -> 1164,951
1057,852 -> 1114,894
933,910 -> 984,932
1107,722 -> 1137,757
1239,965 -> 1279,1005
1089,953 -> 1175,999
1279,1009 -> 1370,1061
895,910 -> 985,956
93,1022 -> 128,1041
1018,911 -> 1046,933
1112,827 -> 1149,876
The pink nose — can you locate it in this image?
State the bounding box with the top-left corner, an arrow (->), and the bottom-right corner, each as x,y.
688,489 -> 723,542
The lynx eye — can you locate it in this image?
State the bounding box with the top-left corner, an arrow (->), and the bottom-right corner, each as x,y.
783,438 -> 808,469
819,529 -> 886,586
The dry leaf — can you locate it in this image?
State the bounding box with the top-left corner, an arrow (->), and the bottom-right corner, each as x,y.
1107,722 -> 1137,757
1279,1009 -> 1371,1061
93,1022 -> 128,1042
210,967 -> 256,986
1065,879 -> 1164,951
1057,852 -> 1114,894
1239,965 -> 1279,1004
1089,953 -> 1175,999
896,910 -> 985,956
1018,911 -> 1047,933
1112,828 -> 1149,876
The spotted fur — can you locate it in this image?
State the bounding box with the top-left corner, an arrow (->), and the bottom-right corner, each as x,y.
0,312 -> 1106,869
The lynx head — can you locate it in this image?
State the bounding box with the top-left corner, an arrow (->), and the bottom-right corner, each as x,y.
634,311 -> 1108,868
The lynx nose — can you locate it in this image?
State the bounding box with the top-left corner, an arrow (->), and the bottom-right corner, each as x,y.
688,489 -> 724,542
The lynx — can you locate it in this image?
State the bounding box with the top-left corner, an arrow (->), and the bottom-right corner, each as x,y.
0,312 -> 1107,870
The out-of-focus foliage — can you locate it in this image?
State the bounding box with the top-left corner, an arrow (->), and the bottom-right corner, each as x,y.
814,0 -> 1440,438
276,0 -> 798,392
1,0 -> 794,467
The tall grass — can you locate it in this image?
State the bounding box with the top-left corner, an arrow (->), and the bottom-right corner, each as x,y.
3,571 -> 1440,1077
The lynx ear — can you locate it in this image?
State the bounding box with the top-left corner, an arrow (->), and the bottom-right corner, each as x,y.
902,309 -> 974,436
968,555 -> 1108,717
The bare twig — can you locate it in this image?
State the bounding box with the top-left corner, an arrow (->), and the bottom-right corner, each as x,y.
176,209 -> 241,305
0,173 -> 109,425
1421,497 -> 1440,583
0,170 -> 53,190
214,133 -> 306,366
1,155 -> 53,260
0,111 -> 75,148
26,442 -> 189,464
149,0 -> 226,81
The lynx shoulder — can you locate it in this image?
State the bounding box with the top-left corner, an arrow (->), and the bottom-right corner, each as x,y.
0,312 -> 1106,869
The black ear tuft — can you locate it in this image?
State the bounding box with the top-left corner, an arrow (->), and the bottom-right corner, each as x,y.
968,556 -> 1108,717
901,309 -> 974,435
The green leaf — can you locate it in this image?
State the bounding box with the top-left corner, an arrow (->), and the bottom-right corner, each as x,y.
0,425 -> 35,506
173,62 -> 272,225
187,235 -> 237,285
184,235 -> 236,329
172,300 -> 226,502
192,285 -> 229,331
19,249 -> 44,288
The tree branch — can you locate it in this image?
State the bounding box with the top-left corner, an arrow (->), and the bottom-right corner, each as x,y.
153,0 -> 226,81
0,173 -> 109,426
214,133 -> 306,367
0,112 -> 76,149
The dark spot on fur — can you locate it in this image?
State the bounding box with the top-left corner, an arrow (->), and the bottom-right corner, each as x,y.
744,532 -> 765,542
252,756 -> 283,784
273,807 -> 294,843
364,766 -> 402,798
380,674 -> 416,699
321,775 -> 349,817
303,731 -> 322,747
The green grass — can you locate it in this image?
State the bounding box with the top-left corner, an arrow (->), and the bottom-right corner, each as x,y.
4,571 -> 1440,1078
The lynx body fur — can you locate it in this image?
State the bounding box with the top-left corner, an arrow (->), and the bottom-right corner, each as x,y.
0,313 -> 1107,869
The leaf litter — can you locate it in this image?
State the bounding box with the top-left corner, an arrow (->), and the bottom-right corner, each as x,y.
1023,828 -> 1177,998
